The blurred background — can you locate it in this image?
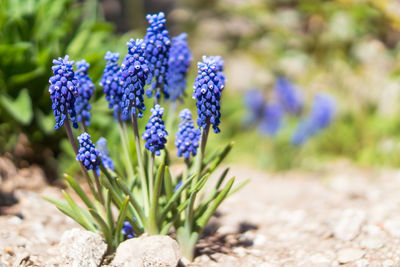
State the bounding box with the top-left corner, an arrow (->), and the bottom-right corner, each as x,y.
2,0 -> 400,180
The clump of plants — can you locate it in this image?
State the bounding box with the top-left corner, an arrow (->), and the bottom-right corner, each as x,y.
45,12 -> 247,260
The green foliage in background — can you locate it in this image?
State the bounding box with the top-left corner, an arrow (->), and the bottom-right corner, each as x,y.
0,0 -> 122,172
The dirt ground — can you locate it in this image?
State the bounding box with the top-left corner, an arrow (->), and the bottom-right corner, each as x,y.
1,158 -> 400,266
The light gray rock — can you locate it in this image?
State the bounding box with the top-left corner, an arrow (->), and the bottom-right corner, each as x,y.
58,228 -> 107,267
337,248 -> 365,264
334,209 -> 365,241
112,235 -> 182,267
384,219 -> 400,237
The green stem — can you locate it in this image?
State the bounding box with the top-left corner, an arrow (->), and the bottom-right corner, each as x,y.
118,120 -> 135,183
193,123 -> 210,188
148,152 -> 154,199
92,170 -> 104,205
131,113 -> 149,215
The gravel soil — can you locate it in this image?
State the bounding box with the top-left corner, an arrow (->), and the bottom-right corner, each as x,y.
1,159 -> 400,266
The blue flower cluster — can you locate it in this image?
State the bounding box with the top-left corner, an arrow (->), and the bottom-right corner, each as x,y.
258,102 -> 284,136
244,89 -> 267,126
193,56 -> 226,133
120,39 -> 149,120
144,12 -> 171,99
167,33 -> 192,101
175,109 -> 201,159
96,137 -> 115,170
121,221 -> 135,239
48,55 -> 79,130
76,133 -> 101,171
142,105 -> 168,156
275,77 -> 303,115
291,93 -> 335,145
75,60 -> 94,127
99,51 -> 124,120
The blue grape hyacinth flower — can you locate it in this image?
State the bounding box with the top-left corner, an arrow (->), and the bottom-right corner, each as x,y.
48,55 -> 79,130
291,93 -> 336,145
121,221 -> 135,239
75,59 -> 95,127
76,133 -> 101,171
175,109 -> 201,159
96,137 -> 115,171
166,33 -> 192,102
144,12 -> 171,99
244,89 -> 266,126
193,56 -> 226,133
99,51 -> 124,120
275,77 -> 303,115
142,105 -> 168,156
120,39 -> 149,120
258,101 -> 284,136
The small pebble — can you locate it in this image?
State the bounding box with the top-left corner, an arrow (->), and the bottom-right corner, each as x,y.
337,248 -> 365,264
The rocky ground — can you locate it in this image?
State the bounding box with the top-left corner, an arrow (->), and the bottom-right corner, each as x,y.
1,158 -> 400,266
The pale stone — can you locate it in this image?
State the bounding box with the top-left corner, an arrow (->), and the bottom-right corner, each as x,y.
337,248 -> 365,264
112,235 -> 182,267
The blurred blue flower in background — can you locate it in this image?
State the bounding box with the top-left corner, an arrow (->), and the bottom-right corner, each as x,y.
258,101 -> 284,136
291,93 -> 336,145
75,59 -> 94,127
244,89 -> 266,126
96,137 -> 115,171
122,220 -> 135,239
275,77 -> 303,115
167,33 -> 192,102
99,51 -> 124,120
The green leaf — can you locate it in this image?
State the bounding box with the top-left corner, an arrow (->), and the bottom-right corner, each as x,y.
164,166 -> 173,200
203,142 -> 234,175
197,177 -> 235,229
0,89 -> 33,125
116,178 -> 146,226
89,209 -> 113,249
62,190 -> 96,231
114,196 -> 130,245
149,164 -> 165,233
64,174 -> 96,211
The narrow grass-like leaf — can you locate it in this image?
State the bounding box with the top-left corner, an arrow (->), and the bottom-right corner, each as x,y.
61,190 -> 96,231
227,179 -> 250,198
64,174 -> 96,210
203,142 -> 234,175
89,209 -> 113,249
164,166 -> 173,200
105,189 -> 114,233
197,177 -> 235,229
114,196 -> 130,245
116,178 -> 146,225
149,164 -> 165,233
44,197 -> 94,231
159,173 -> 196,223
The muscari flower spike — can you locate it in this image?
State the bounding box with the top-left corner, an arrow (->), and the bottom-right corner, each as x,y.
142,105 -> 168,156
291,93 -> 335,145
99,51 -> 125,120
175,109 -> 201,159
76,133 -> 101,171
48,55 -> 79,130
166,33 -> 192,101
96,137 -> 115,171
120,39 -> 149,120
275,77 -> 303,115
258,101 -> 284,136
75,59 -> 95,127
193,56 -> 226,133
144,12 -> 171,99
